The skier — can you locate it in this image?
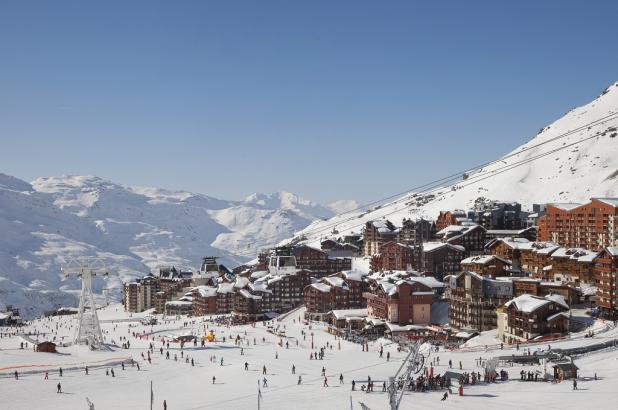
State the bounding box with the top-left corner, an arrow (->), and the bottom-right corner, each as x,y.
387,352 -> 390,362
323,376 -> 328,387
339,373 -> 344,384
245,362 -> 249,371
292,364 -> 296,374
449,359 -> 452,369
352,380 -> 356,391
441,392 -> 448,401
573,379 -> 578,390
263,365 -> 267,375
57,382 -> 62,393
263,377 -> 268,387
59,367 -> 63,377
14,371 -> 18,380
298,375 -> 302,385
111,369 -> 115,377
85,366 -> 89,375
212,376 -> 216,384
45,372 -> 48,380
163,400 -> 167,410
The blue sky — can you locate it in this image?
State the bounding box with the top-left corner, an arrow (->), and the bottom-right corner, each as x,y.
1,1 -> 617,203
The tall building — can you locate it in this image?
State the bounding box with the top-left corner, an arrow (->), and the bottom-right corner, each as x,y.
538,198 -> 618,250
594,247 -> 618,317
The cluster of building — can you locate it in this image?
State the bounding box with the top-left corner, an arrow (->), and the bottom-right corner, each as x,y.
121,197 -> 618,344
124,247 -> 354,322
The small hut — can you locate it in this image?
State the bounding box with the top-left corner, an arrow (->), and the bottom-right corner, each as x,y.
36,341 -> 57,353
553,363 -> 578,380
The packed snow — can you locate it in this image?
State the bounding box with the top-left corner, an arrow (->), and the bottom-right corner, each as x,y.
0,304 -> 615,409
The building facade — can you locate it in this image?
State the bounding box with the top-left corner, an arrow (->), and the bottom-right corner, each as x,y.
538,198 -> 618,250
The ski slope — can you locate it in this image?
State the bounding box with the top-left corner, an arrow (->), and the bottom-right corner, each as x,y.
0,304 -> 615,409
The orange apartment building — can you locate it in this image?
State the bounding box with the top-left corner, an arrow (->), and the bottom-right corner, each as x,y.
594,247 -> 618,316
364,279 -> 434,325
538,198 -> 618,251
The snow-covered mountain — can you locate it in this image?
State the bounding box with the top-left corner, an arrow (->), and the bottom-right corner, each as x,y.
0,174 -> 354,318
291,82 -> 618,247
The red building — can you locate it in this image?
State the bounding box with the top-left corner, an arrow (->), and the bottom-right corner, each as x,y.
436,210 -> 469,231
538,198 -> 618,250
594,247 -> 618,317
364,279 -> 434,325
370,242 -> 416,272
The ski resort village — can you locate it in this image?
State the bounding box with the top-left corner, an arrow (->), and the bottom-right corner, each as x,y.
3,3 -> 618,409
2,82 -> 618,409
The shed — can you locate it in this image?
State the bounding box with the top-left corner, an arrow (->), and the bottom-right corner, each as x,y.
36,341 -> 57,353
553,362 -> 578,380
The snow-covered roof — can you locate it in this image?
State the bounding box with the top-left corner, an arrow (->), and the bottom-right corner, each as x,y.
461,255 -> 510,265
546,312 -> 570,322
593,197 -> 618,207
422,242 -> 465,253
165,300 -> 192,306
310,283 -> 332,293
504,294 -> 549,312
549,203 -> 583,211
250,270 -> 269,279
217,282 -> 234,294
239,289 -> 261,300
386,322 -> 429,332
551,247 -> 598,262
329,308 -> 368,320
545,293 -> 569,309
193,286 -> 217,298
606,247 -> 618,256
339,270 -> 367,281
408,276 -> 444,289
323,276 -> 347,288
504,293 -> 569,313
234,277 -> 250,288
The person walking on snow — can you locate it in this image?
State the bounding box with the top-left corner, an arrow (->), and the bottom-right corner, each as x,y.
573,379 -> 578,390
323,376 -> 328,387
57,382 -> 62,393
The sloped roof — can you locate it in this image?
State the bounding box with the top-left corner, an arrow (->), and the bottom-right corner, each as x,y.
310,283 -> 332,293
551,247 -> 598,262
422,242 -> 465,253
461,255 -> 511,265
593,198 -> 618,207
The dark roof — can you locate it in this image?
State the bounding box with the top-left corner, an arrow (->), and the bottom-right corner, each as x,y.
553,363 -> 578,370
